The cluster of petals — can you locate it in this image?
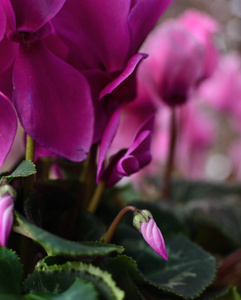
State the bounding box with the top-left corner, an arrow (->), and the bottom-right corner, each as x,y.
138,9 -> 220,107
0,0 -> 94,163
139,218 -> 168,260
0,0 -> 173,167
97,110 -> 154,187
52,0 -> 173,142
0,185 -> 15,247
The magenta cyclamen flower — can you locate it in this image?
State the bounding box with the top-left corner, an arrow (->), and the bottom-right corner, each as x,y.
52,0 -> 173,141
0,0 -> 94,162
133,210 -> 168,260
0,185 -> 16,247
139,19 -> 205,107
139,9 -> 220,108
97,112 -> 154,187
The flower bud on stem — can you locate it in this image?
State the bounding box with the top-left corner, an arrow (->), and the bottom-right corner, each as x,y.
103,206 -> 168,260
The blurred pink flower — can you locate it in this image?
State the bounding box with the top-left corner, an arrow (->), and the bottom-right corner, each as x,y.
139,20 -> 205,107
178,9 -> 220,78
198,53 -> 241,115
138,9 -> 220,107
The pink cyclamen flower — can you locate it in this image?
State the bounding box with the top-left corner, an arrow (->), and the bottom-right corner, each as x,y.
0,0 -> 94,162
139,19 -> 205,107
178,9 -> 220,78
97,111 -> 154,187
0,185 -> 16,247
52,0 -> 173,142
133,209 -> 168,260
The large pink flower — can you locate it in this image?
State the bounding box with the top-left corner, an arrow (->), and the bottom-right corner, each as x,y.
0,0 -> 94,162
52,0 -> 173,141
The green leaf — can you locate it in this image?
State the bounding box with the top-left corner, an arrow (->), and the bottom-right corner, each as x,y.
23,261 -> 125,300
112,235 -> 216,299
14,212 -> 124,257
73,211 -> 106,242
0,248 -> 23,295
0,161 -> 36,184
214,287 -> 241,300
182,197 -> 241,252
24,279 -> 98,300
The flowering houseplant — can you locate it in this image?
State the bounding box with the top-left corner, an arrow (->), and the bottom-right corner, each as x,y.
0,1 -> 240,299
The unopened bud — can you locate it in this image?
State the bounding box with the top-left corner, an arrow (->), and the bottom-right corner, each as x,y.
133,209 -> 168,260
0,185 -> 15,247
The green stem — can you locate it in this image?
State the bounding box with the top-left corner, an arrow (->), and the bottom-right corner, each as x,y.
80,143 -> 98,209
87,180 -> 105,214
24,135 -> 35,199
162,108 -> 177,198
25,135 -> 35,161
103,206 -> 137,244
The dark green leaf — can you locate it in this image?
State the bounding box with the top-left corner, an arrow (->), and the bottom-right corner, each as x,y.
14,212 -> 124,257
112,235 -> 216,299
0,248 -> 23,295
23,261 -> 125,300
182,197 -> 241,252
24,279 -> 98,300
151,177 -> 241,202
73,211 -> 106,242
0,161 -> 36,184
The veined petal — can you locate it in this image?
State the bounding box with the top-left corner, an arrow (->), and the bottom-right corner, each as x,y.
53,0 -> 132,72
128,0 -> 173,54
0,35 -> 17,72
10,0 -> 66,32
0,1 -> 6,41
13,42 -> 94,161
0,92 -> 17,168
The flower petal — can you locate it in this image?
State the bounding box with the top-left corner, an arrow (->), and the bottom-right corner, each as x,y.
97,109 -> 121,183
140,219 -> 168,260
99,53 -> 147,100
0,35 -> 17,72
0,92 -> 17,168
10,0 -> 66,32
117,155 -> 140,175
13,42 -> 94,161
128,0 -> 173,54
0,1 -> 6,41
53,0 -> 131,72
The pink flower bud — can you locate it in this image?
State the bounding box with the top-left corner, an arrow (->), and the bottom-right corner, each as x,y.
133,210 -> 168,260
0,185 -> 15,247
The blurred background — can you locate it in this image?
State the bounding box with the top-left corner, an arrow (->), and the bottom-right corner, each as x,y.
165,0 -> 241,52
